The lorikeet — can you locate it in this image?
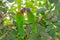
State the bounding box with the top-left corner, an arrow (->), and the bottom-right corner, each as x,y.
16,8 -> 27,37
27,8 -> 38,34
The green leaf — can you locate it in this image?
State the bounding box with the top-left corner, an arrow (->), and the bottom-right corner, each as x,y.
9,6 -> 17,12
0,7 -> 8,13
15,0 -> 21,10
55,2 -> 60,13
0,1 -> 3,6
46,26 -> 52,32
48,29 -> 56,40
7,0 -> 14,3
25,1 -> 33,8
49,0 -> 58,4
38,8 -> 46,15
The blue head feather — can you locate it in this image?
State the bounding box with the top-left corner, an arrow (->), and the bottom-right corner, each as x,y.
23,8 -> 27,11
27,8 -> 30,12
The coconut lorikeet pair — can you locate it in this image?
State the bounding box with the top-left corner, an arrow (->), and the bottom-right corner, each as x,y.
17,8 -> 37,36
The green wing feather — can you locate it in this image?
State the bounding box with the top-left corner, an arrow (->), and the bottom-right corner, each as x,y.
27,11 -> 37,34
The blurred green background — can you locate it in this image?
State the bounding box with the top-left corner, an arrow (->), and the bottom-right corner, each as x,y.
0,0 -> 60,40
